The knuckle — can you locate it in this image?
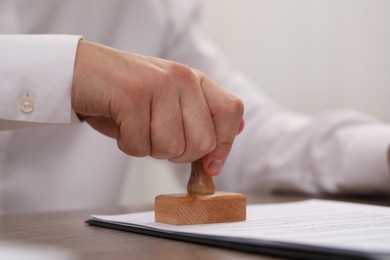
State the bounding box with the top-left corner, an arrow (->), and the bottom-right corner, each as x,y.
118,141 -> 150,157
167,136 -> 216,164
166,141 -> 185,157
197,136 -> 216,155
131,147 -> 150,157
234,98 -> 245,115
225,96 -> 244,116
169,63 -> 198,86
152,141 -> 185,159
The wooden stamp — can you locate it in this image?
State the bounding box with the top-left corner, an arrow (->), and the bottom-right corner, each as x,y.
155,160 -> 246,225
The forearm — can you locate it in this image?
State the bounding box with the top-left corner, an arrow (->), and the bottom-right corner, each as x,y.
224,103 -> 390,196
0,34 -> 81,130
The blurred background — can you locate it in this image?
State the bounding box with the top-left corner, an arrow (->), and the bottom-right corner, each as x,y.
120,0 -> 390,207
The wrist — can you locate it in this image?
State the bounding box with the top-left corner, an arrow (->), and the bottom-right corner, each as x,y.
71,39 -> 86,115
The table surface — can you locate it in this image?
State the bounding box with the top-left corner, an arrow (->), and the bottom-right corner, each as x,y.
1,194 -> 389,260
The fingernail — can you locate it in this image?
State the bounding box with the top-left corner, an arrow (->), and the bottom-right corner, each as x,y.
208,160 -> 224,175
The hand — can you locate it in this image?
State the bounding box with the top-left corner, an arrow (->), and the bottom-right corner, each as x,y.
72,40 -> 244,176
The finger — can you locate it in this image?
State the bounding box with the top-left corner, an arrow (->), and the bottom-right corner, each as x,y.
150,89 -> 185,159
169,68 -> 216,163
199,75 -> 244,176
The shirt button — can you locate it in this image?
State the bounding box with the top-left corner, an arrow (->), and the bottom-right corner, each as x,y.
18,96 -> 35,113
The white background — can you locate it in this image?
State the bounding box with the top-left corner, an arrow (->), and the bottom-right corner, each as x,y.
201,0 -> 390,119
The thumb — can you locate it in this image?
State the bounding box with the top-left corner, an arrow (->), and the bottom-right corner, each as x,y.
202,118 -> 245,176
201,145 -> 231,177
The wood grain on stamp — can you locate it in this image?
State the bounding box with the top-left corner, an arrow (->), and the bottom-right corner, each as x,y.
155,159 -> 246,225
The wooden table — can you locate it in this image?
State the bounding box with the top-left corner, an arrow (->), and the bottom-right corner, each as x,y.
1,194 -> 389,260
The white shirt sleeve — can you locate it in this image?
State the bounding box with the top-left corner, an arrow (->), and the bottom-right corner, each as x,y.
227,97 -> 390,196
0,34 -> 82,130
163,1 -> 390,195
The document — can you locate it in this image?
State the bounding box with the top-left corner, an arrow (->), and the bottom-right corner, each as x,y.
86,199 -> 390,259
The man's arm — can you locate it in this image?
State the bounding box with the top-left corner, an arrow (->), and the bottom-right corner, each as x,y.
0,34 -> 244,176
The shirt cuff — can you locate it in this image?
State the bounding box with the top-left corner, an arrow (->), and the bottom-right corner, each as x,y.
0,34 -> 82,126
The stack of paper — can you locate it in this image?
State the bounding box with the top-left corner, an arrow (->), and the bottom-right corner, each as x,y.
87,199 -> 390,259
